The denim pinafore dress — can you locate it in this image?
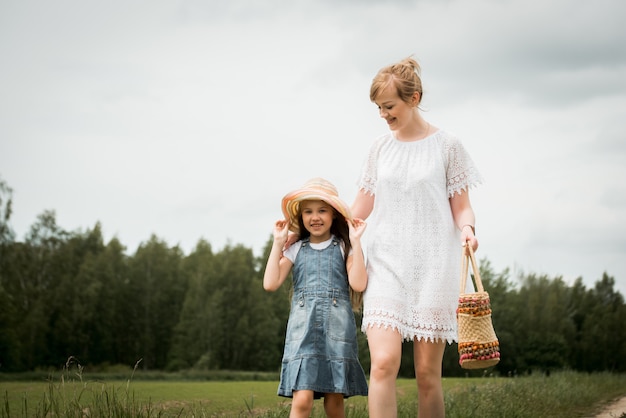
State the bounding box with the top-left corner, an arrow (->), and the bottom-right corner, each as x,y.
278,237 -> 368,399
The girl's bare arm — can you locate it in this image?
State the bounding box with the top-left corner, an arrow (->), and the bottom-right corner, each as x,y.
263,220 -> 293,291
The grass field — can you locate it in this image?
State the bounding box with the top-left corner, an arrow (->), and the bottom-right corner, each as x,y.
1,371 -> 625,417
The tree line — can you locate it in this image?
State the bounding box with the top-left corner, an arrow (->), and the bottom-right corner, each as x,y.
0,178 -> 625,375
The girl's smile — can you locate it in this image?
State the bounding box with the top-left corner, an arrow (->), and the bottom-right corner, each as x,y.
300,200 -> 334,243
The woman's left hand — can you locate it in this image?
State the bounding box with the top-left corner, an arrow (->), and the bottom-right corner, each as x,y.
462,230 -> 479,252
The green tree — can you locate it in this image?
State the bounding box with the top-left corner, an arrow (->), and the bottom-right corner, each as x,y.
580,274 -> 625,372
167,239 -> 217,370
127,235 -> 186,370
0,281 -> 20,371
210,243 -> 258,369
566,277 -> 591,370
516,274 -> 574,372
15,211 -> 69,368
0,177 -> 19,370
45,224 -> 106,366
77,236 -> 129,365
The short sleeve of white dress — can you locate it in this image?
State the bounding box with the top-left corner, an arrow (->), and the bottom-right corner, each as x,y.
357,130 -> 483,343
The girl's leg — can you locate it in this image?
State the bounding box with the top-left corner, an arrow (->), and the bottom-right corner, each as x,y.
366,326 -> 403,418
323,393 -> 344,418
413,339 -> 446,418
290,390 -> 314,418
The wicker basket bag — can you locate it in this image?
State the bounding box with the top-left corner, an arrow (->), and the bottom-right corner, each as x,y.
457,243 -> 500,369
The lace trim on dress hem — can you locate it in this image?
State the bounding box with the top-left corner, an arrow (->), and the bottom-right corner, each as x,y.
363,308 -> 454,330
362,316 -> 454,333
362,319 -> 456,344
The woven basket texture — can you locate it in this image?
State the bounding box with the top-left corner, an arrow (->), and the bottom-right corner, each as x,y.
457,245 -> 500,369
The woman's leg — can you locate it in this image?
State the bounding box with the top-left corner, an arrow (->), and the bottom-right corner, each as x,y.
413,339 -> 446,418
366,326 -> 403,418
323,393 -> 344,418
290,390 -> 314,418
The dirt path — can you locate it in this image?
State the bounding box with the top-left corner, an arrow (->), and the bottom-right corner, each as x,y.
593,395 -> 626,418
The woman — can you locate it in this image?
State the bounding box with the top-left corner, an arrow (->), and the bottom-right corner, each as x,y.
353,57 -> 482,417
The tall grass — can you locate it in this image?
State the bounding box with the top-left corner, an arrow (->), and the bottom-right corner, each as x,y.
1,357 -> 167,418
1,365 -> 625,417
443,371 -> 626,418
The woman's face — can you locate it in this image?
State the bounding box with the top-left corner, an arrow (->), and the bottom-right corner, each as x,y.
300,200 -> 334,243
374,84 -> 417,131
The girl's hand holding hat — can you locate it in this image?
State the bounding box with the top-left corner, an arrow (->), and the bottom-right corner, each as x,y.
273,219 -> 289,244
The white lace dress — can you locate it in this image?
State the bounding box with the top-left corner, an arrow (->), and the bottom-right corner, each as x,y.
358,129 -> 483,343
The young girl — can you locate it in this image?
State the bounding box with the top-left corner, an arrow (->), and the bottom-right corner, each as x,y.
263,177 -> 369,418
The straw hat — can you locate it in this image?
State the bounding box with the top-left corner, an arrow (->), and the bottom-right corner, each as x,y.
281,178 -> 352,233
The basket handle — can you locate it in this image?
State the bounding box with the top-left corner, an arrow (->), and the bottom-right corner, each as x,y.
460,242 -> 484,293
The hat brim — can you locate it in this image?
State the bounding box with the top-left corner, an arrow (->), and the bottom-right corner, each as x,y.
281,188 -> 352,233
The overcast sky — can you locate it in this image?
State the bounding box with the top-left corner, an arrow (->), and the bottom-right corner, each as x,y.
1,0 -> 625,295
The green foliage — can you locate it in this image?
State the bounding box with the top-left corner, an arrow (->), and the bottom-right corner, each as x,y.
0,175 -> 625,376
127,235 -> 186,370
0,206 -> 297,373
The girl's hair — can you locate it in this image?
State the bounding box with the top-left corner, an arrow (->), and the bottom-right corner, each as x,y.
369,56 -> 423,107
297,202 -> 363,312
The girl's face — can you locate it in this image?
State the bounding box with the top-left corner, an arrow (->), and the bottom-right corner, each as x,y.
300,200 -> 334,243
374,84 -> 418,131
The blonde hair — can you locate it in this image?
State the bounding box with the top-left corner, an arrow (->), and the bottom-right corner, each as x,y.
369,56 -> 423,106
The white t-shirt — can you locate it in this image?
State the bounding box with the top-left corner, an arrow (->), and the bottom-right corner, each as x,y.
283,235 -> 348,263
